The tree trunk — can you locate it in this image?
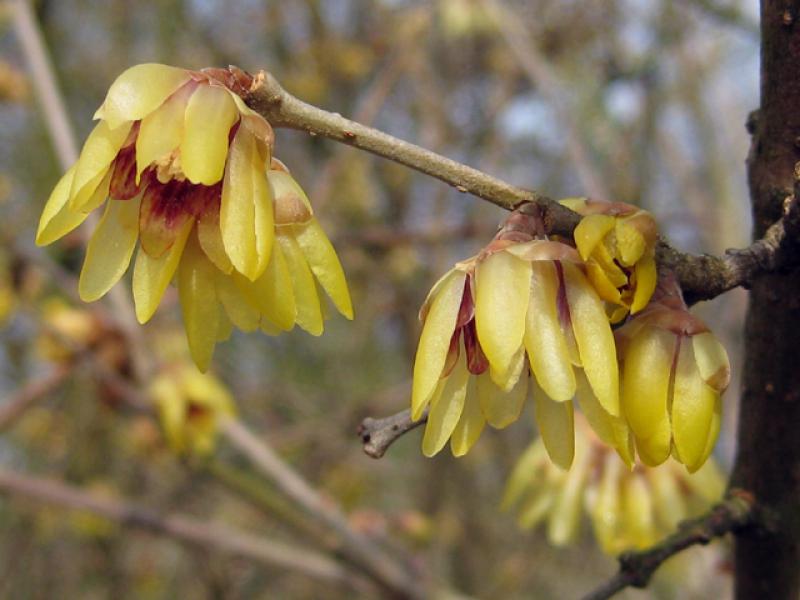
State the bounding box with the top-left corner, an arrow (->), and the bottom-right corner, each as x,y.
732,2 -> 800,598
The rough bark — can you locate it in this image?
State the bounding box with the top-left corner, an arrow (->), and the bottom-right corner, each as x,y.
732,2 -> 800,597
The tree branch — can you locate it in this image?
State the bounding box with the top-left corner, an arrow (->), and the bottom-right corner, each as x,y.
0,366 -> 71,432
0,467 -> 361,587
357,409 -> 428,459
581,491 -> 758,600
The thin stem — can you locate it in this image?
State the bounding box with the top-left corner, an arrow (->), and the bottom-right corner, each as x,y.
358,409 -> 427,459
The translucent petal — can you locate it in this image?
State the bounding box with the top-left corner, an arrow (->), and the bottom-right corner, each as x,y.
269,170 -> 313,225
695,397 -> 721,472
589,452 -> 623,554
419,268 -> 459,322
132,217 -> 194,323
277,233 -> 323,336
562,262 -> 619,415
592,242 -> 628,288
294,219 -> 353,319
575,371 -> 634,467
622,474 -> 657,549
615,219 -> 646,266
422,352 -> 469,457
631,255 -> 657,313
692,332 -> 731,392
450,377 -> 485,456
411,271 -> 466,420
586,261 -> 622,305
215,271 -> 260,332
548,442 -> 590,545
621,327 -> 674,440
574,214 -> 615,260
252,241 -> 297,331
94,63 -> 191,129
489,344 -> 526,391
81,170 -> 112,214
197,209 -> 234,273
477,370 -> 527,429
672,342 -> 717,471
135,82 -> 192,180
78,196 -> 141,301
501,442 -> 547,509
37,166 -> 88,245
635,422 -> 671,467
525,262 -> 575,401
216,308 -> 233,342
532,379 -> 575,469
70,120 -> 132,211
178,234 -> 220,372
181,84 -> 239,185
221,127 -> 273,279
475,250 -> 531,377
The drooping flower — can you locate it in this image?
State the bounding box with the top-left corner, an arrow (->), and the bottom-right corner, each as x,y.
36,64 -> 352,370
561,198 -> 658,321
616,275 -> 730,472
411,262 -> 529,457
502,415 -> 724,554
150,362 -> 235,456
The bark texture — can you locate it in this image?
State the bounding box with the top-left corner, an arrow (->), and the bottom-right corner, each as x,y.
732,2 -> 800,597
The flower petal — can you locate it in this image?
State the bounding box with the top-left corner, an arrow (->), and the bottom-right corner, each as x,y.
621,327 -> 674,440
215,271 -> 260,332
221,127 -> 273,279
562,261 -> 619,415
181,84 -> 239,186
450,377 -> 485,456
411,270 -> 467,420
277,232 -> 323,336
475,250 -> 531,378
178,233 -> 220,371
589,452 -> 623,554
548,439 -> 590,545
672,341 -> 717,472
422,351 -> 469,457
294,219 -> 353,320
575,370 -> 634,467
694,397 -> 721,472
78,196 -> 141,301
477,369 -> 527,429
501,442 -> 547,509
70,120 -> 132,211
630,254 -> 657,313
621,474 -> 657,548
574,214 -> 615,260
139,179 -> 197,258
532,377 -> 575,469
634,424 -> 671,467
132,217 -> 194,323
692,332 -> 731,392
526,261 -> 575,401
135,82 -> 193,181
94,63 -> 191,129
615,219 -> 646,266
197,208 -> 234,273
36,166 -> 87,245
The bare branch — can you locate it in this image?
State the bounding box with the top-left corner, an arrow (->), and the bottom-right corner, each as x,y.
0,467 -> 360,587
358,409 -> 428,459
0,366 -> 71,432
581,491 -> 758,600
219,417 -> 426,600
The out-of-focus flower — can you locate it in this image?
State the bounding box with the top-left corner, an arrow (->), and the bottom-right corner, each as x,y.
412,206 -> 624,466
36,298 -> 104,362
616,276 -> 730,472
150,362 -> 235,456
502,416 -> 725,554
561,198 -> 658,322
36,64 -> 352,370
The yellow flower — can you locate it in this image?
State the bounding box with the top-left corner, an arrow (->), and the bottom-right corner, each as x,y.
475,239 -> 624,469
561,198 -> 658,321
36,64 -> 352,370
502,416 -> 725,554
150,362 -> 235,456
616,285 -> 730,472
411,263 -> 528,457
411,237 -> 625,467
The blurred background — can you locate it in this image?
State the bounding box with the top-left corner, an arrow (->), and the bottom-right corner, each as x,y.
0,0 -> 758,598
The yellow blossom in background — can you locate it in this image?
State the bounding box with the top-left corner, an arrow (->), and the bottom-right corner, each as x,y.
561,198 -> 658,322
502,416 -> 725,554
36,63 -> 352,370
616,282 -> 730,472
150,362 -> 235,456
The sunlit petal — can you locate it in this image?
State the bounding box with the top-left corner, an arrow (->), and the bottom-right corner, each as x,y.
278,233 -> 323,336
477,370 -> 527,429
181,84 -> 239,185
574,214 -> 615,260
532,377 -> 575,469
70,120 -> 132,211
135,82 -> 192,181
178,233 -> 220,372
692,332 -> 731,392
672,341 -> 717,471
630,255 -> 657,313
36,166 -> 88,245
450,377 -> 485,456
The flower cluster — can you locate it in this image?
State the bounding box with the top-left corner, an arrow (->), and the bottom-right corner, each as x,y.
37,64 -> 352,371
502,416 -> 725,554
411,202 -> 729,472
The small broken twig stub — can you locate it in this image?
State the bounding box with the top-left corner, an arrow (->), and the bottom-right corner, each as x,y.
358,409 -> 428,459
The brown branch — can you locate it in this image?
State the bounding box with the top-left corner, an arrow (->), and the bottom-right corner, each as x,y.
357,409 -> 428,459
0,366 -> 71,432
0,467 -> 360,587
581,491 -> 758,600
